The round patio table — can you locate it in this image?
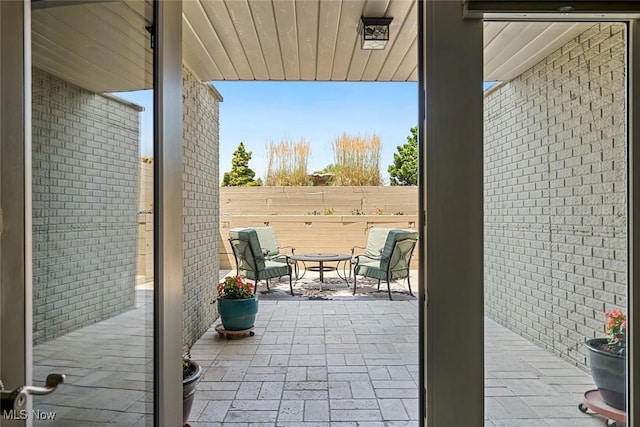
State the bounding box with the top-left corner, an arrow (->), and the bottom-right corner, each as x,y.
290,253 -> 351,284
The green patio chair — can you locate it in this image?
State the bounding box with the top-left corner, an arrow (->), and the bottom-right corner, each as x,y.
250,226 -> 296,261
229,228 -> 294,295
250,226 -> 299,278
352,229 -> 418,300
350,227 -> 394,260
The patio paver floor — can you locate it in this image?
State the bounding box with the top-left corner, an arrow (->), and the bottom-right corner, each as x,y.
29,275 -> 611,426
188,297 -> 607,427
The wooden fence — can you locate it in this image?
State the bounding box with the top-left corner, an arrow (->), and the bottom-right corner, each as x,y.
219,186 -> 419,270
220,186 -> 418,216
137,182 -> 420,276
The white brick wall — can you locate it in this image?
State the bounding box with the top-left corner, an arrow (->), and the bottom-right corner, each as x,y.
484,23 -> 626,369
32,65 -> 222,348
32,68 -> 140,343
183,67 -> 222,347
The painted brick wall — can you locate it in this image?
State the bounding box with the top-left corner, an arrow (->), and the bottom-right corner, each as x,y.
484,23 -> 626,369
183,67 -> 222,348
32,68 -> 140,344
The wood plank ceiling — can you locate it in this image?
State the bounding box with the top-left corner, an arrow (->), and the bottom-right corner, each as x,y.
32,1 -> 153,93
183,0 -> 592,82
182,0 -> 419,82
483,21 -> 591,81
30,0 -> 595,92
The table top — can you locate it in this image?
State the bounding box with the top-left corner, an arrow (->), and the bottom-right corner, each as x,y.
290,253 -> 351,262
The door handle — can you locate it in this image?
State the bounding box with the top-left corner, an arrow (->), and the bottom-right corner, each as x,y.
0,373 -> 65,412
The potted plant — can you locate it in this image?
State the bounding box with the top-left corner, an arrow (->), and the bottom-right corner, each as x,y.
586,310 -> 626,410
216,275 -> 259,331
182,351 -> 202,426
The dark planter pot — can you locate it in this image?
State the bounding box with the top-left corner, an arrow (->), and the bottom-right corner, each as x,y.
586,338 -> 625,410
218,296 -> 259,330
183,360 -> 202,426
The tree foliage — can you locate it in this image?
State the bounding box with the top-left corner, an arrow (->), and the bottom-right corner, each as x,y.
221,142 -> 263,187
388,126 -> 418,186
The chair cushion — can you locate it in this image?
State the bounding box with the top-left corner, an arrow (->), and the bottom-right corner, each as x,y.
355,260 -> 412,281
240,260 -> 290,281
365,228 -> 393,258
354,260 -> 387,280
229,228 -> 265,271
355,229 -> 418,282
263,261 -> 291,279
252,226 -> 280,257
380,229 -> 418,259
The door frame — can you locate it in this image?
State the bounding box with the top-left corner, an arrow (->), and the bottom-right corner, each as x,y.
8,1 -> 639,427
419,2 -> 640,426
0,1 -> 185,426
421,2 -> 484,426
0,3 -> 30,424
629,17 -> 640,427
154,1 -> 183,426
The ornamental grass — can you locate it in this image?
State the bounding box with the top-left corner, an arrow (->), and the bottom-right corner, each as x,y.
332,133 -> 382,186
265,139 -> 311,186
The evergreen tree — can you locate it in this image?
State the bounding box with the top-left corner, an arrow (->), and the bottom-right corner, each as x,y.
221,142 -> 263,187
388,126 -> 418,186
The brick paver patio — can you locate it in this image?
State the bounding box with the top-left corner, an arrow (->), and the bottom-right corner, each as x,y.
30,279 -> 614,426
187,297 -> 607,427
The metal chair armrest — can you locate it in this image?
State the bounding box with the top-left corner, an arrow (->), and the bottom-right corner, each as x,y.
350,245 -> 366,256
271,254 -> 295,265
353,254 -> 380,267
279,245 -> 296,255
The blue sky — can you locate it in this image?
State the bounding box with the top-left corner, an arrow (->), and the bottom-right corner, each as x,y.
116,81 -> 493,184
117,82 -> 417,184
214,81 -> 417,184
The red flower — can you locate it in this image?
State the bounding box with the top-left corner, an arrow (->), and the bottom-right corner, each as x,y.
216,275 -> 255,300
603,310 -> 626,355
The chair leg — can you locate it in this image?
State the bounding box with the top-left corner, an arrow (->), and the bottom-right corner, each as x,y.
288,272 -> 294,296
265,279 -> 270,291
377,279 -> 381,290
353,274 -> 357,295
407,275 -> 413,296
386,278 -> 393,301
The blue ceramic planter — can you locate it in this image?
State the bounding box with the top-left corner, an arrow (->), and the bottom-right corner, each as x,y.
218,295 -> 259,330
586,338 -> 625,410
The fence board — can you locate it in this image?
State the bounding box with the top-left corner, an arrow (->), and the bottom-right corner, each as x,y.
220,186 -> 418,216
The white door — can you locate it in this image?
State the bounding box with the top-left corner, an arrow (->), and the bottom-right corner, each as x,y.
2,1 -> 157,425
422,2 -> 640,426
